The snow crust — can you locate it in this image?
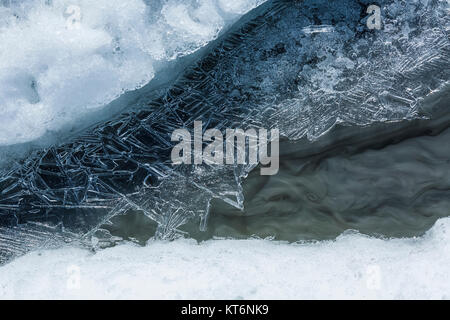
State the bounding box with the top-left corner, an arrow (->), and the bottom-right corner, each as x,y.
0,0 -> 265,145
1,217 -> 449,300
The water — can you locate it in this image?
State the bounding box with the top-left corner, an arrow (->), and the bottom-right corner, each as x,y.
107,86 -> 450,242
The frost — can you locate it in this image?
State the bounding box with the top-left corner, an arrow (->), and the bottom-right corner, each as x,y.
0,0 -> 449,263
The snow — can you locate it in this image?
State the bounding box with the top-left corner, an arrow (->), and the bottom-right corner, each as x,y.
1,217 -> 449,299
0,0 -> 266,145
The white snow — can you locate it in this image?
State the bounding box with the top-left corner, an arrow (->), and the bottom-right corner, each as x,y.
1,217 -> 449,300
0,0 -> 266,145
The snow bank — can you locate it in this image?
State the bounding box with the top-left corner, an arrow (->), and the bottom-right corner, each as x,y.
1,217 -> 449,299
0,0 -> 265,145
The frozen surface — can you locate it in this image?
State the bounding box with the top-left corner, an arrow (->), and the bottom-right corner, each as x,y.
0,0 -> 266,145
1,217 -> 449,299
0,0 -> 449,263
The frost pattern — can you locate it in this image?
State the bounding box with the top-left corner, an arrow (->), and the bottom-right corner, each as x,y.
1,0 -> 449,262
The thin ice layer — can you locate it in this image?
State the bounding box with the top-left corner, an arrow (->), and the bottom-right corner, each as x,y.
0,0 -> 449,263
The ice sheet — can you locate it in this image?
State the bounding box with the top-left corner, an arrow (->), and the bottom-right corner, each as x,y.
0,0 -> 449,264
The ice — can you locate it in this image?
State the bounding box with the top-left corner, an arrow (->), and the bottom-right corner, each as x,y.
248,0 -> 450,139
217,0 -> 267,15
0,0 -> 265,145
1,217 -> 450,299
0,0 -> 449,263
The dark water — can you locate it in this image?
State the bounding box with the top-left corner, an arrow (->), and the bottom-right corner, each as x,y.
105,86 -> 450,243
